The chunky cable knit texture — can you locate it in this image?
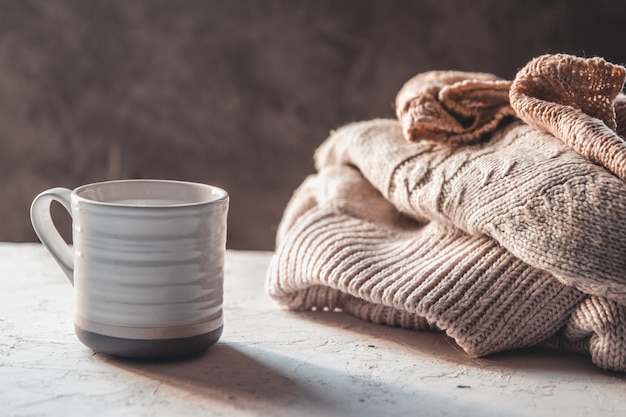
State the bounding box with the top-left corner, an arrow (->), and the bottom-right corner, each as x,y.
315,120 -> 626,302
266,54 -> 626,372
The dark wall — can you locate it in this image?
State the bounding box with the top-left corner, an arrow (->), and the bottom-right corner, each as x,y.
2,0 -> 626,250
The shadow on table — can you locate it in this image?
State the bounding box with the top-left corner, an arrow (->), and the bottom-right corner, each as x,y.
103,340 -> 527,417
100,308 -> 625,416
292,309 -> 626,379
106,343 -> 310,406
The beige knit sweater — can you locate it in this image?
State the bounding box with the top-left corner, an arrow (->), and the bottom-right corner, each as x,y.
266,54 -> 626,372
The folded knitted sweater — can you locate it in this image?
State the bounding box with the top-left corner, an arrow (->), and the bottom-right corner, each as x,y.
266,54 -> 626,372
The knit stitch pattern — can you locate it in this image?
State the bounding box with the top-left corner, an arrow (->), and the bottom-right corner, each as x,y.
266,54 -> 626,372
267,166 -> 585,357
315,119 -> 626,302
510,54 -> 626,181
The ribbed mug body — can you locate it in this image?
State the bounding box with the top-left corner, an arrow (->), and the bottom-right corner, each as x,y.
70,180 -> 228,357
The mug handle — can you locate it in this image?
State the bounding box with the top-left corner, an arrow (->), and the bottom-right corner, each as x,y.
30,187 -> 74,285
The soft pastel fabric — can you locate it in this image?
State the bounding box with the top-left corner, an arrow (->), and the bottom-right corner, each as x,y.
266,54 -> 626,372
314,119 -> 626,302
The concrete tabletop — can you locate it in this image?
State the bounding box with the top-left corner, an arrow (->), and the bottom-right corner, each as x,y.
1,243 -> 625,417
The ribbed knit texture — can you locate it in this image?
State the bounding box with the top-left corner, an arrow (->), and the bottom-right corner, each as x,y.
267,167 -> 585,357
266,54 -> 626,372
395,71 -> 515,145
510,54 -> 626,181
315,120 -> 626,302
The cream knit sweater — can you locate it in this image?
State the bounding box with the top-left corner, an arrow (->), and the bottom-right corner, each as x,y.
266,54 -> 626,372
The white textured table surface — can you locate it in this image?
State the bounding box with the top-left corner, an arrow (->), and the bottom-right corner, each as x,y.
1,243 -> 625,417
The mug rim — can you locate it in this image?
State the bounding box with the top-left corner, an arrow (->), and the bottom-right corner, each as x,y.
72,179 -> 228,208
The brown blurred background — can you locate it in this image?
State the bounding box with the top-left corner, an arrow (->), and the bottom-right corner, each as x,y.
2,0 -> 626,250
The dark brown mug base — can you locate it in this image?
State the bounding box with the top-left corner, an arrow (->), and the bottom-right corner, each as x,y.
75,324 -> 223,360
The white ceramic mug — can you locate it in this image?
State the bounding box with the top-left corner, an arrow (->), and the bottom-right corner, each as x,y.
30,179 -> 228,358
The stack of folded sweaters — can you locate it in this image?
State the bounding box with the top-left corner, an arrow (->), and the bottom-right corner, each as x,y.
266,54 -> 626,372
